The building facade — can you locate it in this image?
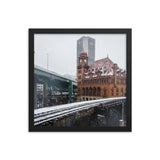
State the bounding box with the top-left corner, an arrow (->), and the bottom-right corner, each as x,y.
77,52 -> 126,101
77,36 -> 95,66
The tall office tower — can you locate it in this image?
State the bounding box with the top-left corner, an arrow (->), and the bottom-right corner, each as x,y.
77,36 -> 95,66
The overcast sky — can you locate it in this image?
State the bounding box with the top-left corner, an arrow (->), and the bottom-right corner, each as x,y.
34,34 -> 126,76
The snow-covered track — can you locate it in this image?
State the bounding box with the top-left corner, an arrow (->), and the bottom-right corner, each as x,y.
34,97 -> 126,126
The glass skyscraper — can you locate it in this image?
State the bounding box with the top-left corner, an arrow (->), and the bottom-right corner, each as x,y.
77,36 -> 95,66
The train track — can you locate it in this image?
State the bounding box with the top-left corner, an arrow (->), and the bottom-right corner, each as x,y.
34,97 -> 126,126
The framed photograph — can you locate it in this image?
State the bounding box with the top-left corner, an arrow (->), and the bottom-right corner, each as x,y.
29,28 -> 132,132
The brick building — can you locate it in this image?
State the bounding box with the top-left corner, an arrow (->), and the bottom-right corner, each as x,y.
77,52 -> 126,101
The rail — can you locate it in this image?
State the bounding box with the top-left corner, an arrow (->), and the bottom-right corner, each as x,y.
34,97 -> 126,126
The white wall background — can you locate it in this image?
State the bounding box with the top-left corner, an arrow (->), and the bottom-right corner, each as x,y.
0,0 -> 160,160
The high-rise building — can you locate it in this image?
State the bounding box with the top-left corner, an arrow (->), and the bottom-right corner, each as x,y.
77,36 -> 95,66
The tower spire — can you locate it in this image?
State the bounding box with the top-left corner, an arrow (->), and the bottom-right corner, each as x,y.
107,53 -> 109,58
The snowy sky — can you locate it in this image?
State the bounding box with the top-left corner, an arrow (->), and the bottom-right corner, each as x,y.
34,34 -> 126,76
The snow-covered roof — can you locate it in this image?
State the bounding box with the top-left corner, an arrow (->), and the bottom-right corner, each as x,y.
84,57 -> 126,78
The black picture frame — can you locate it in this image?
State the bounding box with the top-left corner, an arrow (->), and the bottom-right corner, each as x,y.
29,28 -> 132,132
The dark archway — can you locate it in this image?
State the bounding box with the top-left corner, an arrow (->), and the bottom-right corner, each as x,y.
86,87 -> 88,96
82,88 -> 85,96
89,87 -> 92,96
93,87 -> 96,96
97,87 -> 101,96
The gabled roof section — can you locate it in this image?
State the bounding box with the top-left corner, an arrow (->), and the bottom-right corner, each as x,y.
89,57 -> 114,70
84,57 -> 126,78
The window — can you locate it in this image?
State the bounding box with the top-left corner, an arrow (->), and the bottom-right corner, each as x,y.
111,88 -> 114,96
82,88 -> 85,95
78,70 -> 81,73
97,87 -> 101,96
89,87 -> 93,96
78,88 -> 81,95
116,88 -> 119,96
121,88 -> 123,96
86,88 -> 88,96
121,79 -> 123,84
107,79 -> 108,83
78,76 -> 81,79
93,87 -> 96,96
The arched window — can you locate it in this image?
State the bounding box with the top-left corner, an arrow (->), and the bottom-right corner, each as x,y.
111,88 -> 114,96
86,87 -> 88,96
107,79 -> 109,84
103,89 -> 107,97
93,87 -> 96,96
116,88 -> 119,96
89,87 -> 92,96
121,88 -> 123,96
97,87 -> 101,96
111,78 -> 114,83
82,88 -> 85,95
78,88 -> 81,96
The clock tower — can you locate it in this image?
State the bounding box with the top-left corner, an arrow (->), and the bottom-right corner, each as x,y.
77,52 -> 89,99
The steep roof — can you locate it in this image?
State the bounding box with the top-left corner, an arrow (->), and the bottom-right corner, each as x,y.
84,57 -> 126,78
89,57 -> 114,71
